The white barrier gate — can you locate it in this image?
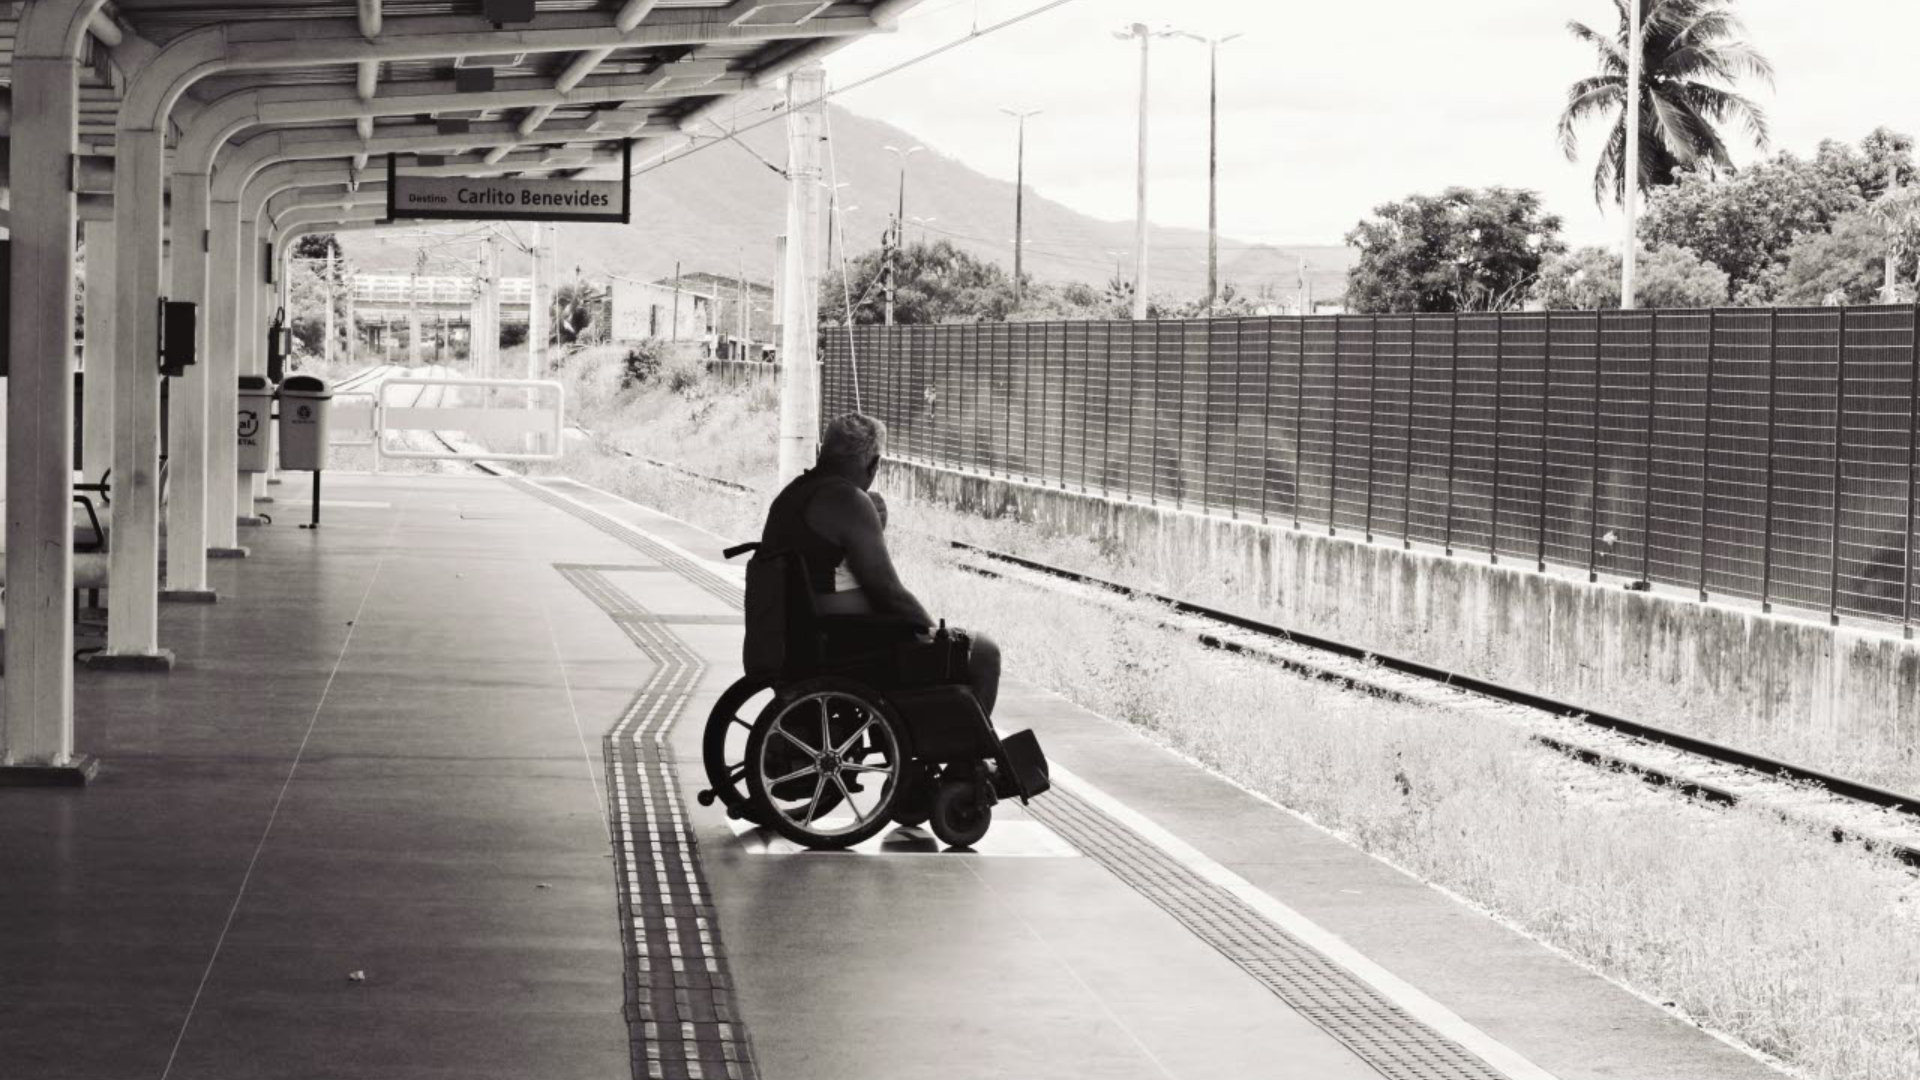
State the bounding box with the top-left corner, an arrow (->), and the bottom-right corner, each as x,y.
326,376 -> 566,464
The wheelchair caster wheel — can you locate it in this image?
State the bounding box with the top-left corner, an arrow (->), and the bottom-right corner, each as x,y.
696,789 -> 717,808
931,779 -> 993,849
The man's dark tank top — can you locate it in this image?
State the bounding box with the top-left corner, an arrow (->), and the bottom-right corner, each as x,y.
759,467 -> 861,594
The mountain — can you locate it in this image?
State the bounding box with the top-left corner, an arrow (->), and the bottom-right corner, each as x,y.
339,102 -> 1356,306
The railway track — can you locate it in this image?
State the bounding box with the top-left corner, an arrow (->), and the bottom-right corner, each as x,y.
559,445 -> 1920,867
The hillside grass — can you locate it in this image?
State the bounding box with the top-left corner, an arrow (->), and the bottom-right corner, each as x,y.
544,352 -> 1920,1080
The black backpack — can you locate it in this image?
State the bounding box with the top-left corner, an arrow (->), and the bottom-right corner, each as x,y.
728,542 -> 819,679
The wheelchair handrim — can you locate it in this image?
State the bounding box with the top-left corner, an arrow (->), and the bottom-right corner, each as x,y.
757,691 -> 902,838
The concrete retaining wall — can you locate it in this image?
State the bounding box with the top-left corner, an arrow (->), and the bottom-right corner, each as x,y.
882,458 -> 1920,786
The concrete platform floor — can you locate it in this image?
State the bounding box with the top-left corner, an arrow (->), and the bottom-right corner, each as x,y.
0,473 -> 1786,1080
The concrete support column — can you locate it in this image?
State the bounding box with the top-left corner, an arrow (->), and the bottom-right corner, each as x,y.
777,65 -> 826,484
102,126 -> 172,668
207,199 -> 242,554
238,215 -> 261,519
81,218 -> 116,483
2,53 -> 89,775
163,172 -> 213,599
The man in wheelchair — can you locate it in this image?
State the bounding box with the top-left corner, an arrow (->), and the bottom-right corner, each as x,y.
702,412 -> 1045,851
759,412 -> 1001,715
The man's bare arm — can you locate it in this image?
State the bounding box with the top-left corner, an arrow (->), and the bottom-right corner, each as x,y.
806,485 -> 933,628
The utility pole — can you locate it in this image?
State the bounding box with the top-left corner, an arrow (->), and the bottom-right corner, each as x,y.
323,245 -> 337,364
1621,0 -> 1643,309
1000,107 -> 1042,307
1174,31 -> 1241,314
671,259 -> 682,342
883,222 -> 898,326
778,66 -> 828,482
1884,164 -> 1901,304
1115,23 -> 1170,319
408,252 -> 423,365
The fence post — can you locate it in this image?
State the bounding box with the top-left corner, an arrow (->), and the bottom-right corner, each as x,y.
1261,318 -> 1275,523
1175,321 -> 1188,509
1364,316 -> 1378,541
1828,309 -> 1849,626
1126,323 -> 1139,502
1759,309 -> 1780,613
1634,310 -> 1658,590
1150,320 -> 1162,506
1024,322 -> 1036,479
1061,323 -> 1071,491
1588,310 -> 1604,583
1904,304 -> 1918,638
1403,318 -> 1417,550
1202,320 -> 1214,514
1537,313 -> 1553,572
1697,310 -> 1718,601
1443,313 -> 1460,555
1294,318 -> 1305,529
1101,323 -> 1113,496
1329,315 -> 1342,536
1231,319 -> 1244,519
1006,320 -> 1021,476
1491,313 -> 1505,563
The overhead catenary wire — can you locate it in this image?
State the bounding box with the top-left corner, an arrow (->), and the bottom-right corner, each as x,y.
627,0 -> 1084,183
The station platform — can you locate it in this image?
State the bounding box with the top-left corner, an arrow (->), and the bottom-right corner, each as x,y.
0,472 -> 1784,1080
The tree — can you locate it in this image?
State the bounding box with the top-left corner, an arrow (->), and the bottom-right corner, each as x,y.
1530,244 -> 1730,309
821,240 -> 1017,326
1640,128 -> 1915,297
1768,208 -> 1902,306
1558,0 -> 1773,206
1344,187 -> 1565,313
293,233 -> 342,261
553,280 -> 606,344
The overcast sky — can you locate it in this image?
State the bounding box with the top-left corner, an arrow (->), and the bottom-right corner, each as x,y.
823,0 -> 1920,250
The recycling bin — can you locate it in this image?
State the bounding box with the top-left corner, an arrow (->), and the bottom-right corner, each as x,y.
278,374 -> 333,471
238,375 -> 272,473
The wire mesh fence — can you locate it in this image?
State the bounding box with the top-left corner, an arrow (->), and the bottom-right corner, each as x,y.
822,306 -> 1920,631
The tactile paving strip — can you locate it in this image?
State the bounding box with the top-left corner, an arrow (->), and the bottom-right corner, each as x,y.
553,561 -> 758,1080
1029,791 -> 1511,1080
521,478 -> 1513,1080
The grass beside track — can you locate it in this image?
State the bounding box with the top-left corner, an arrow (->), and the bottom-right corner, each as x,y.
539,351 -> 1920,1080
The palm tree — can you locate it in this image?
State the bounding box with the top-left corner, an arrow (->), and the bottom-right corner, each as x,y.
1558,0 -> 1773,206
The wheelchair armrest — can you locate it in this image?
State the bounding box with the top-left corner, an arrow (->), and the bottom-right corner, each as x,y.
816,613 -> 928,633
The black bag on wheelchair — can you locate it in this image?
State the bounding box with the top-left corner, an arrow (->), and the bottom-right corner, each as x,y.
741,546 -> 818,679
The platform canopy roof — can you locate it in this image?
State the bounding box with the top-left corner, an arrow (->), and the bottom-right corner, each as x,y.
1,0 -> 916,201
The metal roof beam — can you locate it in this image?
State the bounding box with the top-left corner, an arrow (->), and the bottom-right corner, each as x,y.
122,7 -> 881,132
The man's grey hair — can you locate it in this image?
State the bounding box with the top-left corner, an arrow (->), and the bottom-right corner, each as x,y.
820,412 -> 888,464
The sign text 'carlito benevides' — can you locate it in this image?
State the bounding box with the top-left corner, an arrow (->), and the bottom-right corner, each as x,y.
384,144 -> 632,224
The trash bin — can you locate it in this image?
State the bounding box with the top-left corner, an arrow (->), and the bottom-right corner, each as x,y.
238,375 -> 272,473
278,374 -> 333,471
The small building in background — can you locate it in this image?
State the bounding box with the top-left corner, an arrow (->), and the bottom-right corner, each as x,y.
608,271 -> 776,355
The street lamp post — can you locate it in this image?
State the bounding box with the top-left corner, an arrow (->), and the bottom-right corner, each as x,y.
1172,31 -> 1241,315
1114,24 -> 1174,320
1000,107 -> 1043,307
883,144 -> 924,327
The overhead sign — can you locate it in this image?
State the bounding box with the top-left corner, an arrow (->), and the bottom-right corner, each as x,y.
384,142 -> 631,224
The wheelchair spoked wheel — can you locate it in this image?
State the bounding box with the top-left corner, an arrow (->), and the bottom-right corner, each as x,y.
745,678 -> 910,850
699,676 -> 777,825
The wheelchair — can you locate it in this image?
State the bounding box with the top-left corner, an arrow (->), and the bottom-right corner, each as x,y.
696,541 -> 1051,851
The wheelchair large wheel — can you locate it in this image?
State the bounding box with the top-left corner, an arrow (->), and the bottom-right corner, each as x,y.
698,676 -> 776,826
745,678 -> 910,850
